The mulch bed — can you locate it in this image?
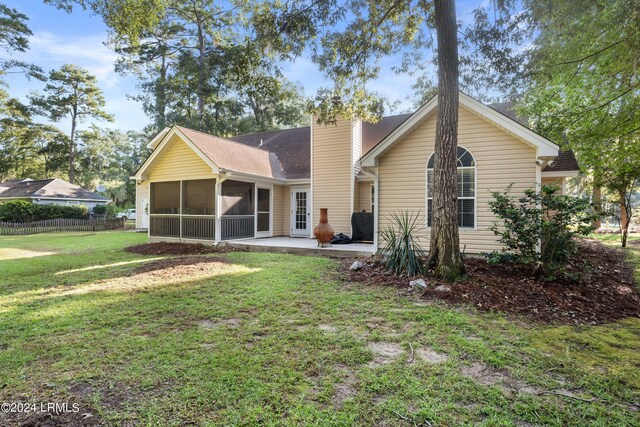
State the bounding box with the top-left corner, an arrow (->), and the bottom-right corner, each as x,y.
124,241 -> 231,256
344,239 -> 640,325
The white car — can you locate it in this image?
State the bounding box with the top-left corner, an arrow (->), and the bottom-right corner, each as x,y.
116,209 -> 136,221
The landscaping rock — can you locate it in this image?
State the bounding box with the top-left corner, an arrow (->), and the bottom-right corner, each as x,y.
409,278 -> 427,290
350,261 -> 364,271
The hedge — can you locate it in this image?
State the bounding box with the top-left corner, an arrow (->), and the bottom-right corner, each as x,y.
0,200 -> 89,222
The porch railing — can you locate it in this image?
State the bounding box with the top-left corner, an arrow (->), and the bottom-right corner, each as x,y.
182,216 -> 215,240
221,215 -> 254,240
149,215 -> 215,240
149,215 -> 180,237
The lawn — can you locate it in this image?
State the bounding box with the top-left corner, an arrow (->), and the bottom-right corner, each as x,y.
0,232 -> 638,426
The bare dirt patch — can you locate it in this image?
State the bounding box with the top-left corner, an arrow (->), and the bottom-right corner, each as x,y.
51,256 -> 251,297
344,239 -> 640,325
367,342 -> 404,367
133,255 -> 229,274
318,324 -> 338,333
0,248 -> 56,260
415,347 -> 448,364
198,318 -> 241,329
331,365 -> 358,408
125,241 -> 231,256
460,362 -> 540,396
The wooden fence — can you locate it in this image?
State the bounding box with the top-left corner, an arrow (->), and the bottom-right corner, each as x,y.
0,218 -> 126,236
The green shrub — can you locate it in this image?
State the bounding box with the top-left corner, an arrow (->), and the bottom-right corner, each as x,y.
380,211 -> 425,276
485,184 -> 596,277
92,204 -> 107,215
0,200 -> 88,222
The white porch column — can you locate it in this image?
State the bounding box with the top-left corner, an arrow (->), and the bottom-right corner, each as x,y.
215,178 -> 224,244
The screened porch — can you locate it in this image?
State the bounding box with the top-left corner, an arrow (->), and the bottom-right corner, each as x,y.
148,179 -> 272,242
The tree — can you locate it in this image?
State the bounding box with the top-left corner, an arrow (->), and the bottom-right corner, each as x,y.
253,0 -> 465,279
44,0 -> 167,44
30,64 -> 113,183
508,0 -> 640,246
113,2 -> 309,136
0,2 -> 44,111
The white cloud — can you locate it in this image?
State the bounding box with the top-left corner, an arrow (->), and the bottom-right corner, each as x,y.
25,31 -> 120,87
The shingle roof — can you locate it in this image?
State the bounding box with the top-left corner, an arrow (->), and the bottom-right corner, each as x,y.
362,114 -> 412,154
489,101 -> 523,124
228,115 -> 413,179
229,127 -> 311,179
176,101 -> 579,179
177,126 -> 285,180
0,179 -> 110,201
543,150 -> 580,172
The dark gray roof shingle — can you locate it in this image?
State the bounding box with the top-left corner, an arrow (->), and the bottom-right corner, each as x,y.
0,179 -> 110,201
229,115 -> 413,179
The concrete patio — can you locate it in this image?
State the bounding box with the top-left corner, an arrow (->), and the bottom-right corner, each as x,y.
222,237 -> 376,258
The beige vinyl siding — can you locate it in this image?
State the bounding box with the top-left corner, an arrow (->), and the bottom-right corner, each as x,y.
378,105 -> 538,254
135,181 -> 149,228
312,118 -> 355,235
148,134 -> 214,182
282,186 -> 291,236
355,180 -> 374,212
352,120 -> 362,177
272,184 -> 285,236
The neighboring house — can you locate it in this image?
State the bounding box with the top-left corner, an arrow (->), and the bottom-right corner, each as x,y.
0,178 -> 110,211
132,92 -> 579,253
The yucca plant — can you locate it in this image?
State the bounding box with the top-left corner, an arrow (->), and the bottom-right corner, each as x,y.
380,211 -> 425,276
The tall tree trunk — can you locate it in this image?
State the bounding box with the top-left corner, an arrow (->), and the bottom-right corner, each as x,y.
620,191 -> 629,248
69,111 -> 77,184
592,174 -> 602,229
157,51 -> 167,129
428,0 -> 463,280
196,10 -> 206,121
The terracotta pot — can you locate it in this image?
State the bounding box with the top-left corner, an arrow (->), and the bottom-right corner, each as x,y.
313,208 -> 335,247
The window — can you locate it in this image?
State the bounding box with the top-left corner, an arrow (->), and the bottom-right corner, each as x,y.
427,146 -> 476,228
370,184 -> 375,212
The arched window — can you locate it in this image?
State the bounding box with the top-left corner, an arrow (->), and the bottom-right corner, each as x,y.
427,146 -> 476,228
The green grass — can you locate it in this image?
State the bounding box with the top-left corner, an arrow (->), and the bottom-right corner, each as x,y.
1,232 -> 639,425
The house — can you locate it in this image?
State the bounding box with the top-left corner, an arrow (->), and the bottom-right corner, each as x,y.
0,178 -> 110,210
132,92 -> 579,253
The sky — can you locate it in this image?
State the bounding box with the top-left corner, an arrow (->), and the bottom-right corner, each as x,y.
3,0 -> 485,134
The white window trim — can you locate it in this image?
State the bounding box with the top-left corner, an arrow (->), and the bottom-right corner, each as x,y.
425,146 -> 477,230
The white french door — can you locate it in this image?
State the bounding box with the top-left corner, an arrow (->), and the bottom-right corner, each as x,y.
290,188 -> 310,237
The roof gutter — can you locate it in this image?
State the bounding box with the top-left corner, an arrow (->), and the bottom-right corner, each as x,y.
219,169 -> 287,184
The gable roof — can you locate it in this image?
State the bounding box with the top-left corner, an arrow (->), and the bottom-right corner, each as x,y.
0,178 -> 110,201
361,92 -> 561,167
136,126 -> 286,181
176,126 -> 285,179
139,94 -> 579,182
